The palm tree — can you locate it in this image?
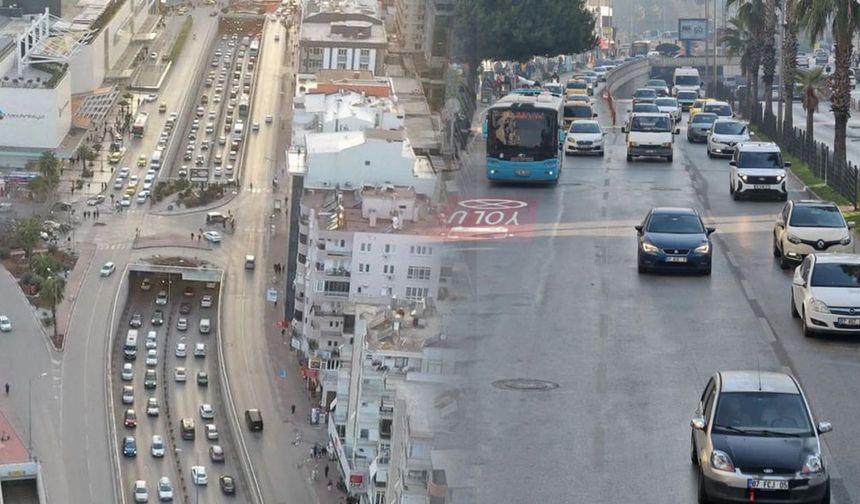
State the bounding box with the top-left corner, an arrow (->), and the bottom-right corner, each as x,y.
15,217 -> 42,258
781,0 -> 799,135
797,68 -> 827,154
726,0 -> 767,121
39,274 -> 65,341
722,14 -> 756,117
761,0 -> 778,120
797,0 -> 860,173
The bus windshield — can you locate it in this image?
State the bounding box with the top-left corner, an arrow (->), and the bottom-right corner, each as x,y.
488,109 -> 557,159
675,75 -> 700,86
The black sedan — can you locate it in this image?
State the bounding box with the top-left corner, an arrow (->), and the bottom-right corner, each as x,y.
636,207 -> 715,275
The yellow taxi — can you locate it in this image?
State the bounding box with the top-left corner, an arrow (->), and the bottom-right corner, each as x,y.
137,154 -> 147,167
565,79 -> 589,97
689,98 -> 715,118
563,101 -> 597,129
125,186 -> 137,196
109,150 -> 123,164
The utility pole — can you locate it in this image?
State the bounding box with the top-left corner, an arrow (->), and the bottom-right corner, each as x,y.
713,0 -> 718,95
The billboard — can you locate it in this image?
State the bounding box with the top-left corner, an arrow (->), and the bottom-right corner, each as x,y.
679,18 -> 708,41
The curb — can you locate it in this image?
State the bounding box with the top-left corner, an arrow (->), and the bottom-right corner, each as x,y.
149,186 -> 241,217
53,242 -> 97,351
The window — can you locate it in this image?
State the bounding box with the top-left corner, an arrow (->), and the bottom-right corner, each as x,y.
409,245 -> 433,255
383,265 -> 395,275
360,428 -> 369,439
405,287 -> 429,300
360,243 -> 372,253
427,359 -> 442,374
407,266 -> 431,280
314,281 -> 324,292
384,243 -> 395,254
336,48 -> 348,69
358,263 -> 370,273
297,253 -> 306,265
299,233 -> 308,245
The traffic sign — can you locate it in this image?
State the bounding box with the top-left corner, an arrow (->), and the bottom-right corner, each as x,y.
266,288 -> 278,302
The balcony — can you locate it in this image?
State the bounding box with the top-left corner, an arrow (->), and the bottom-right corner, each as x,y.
325,269 -> 351,277
323,291 -> 350,298
312,305 -> 343,317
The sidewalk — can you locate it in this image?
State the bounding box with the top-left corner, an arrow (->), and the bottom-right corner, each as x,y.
53,241 -> 96,349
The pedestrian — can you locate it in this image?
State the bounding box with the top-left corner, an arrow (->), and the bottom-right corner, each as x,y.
197,234 -> 201,242
310,447 -> 315,459
4,383 -> 8,395
324,465 -> 329,478
291,404 -> 296,415
327,480 -> 332,492
281,328 -> 286,338
191,232 -> 194,240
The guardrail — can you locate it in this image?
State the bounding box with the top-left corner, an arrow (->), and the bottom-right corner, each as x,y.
603,60 -> 651,126
106,265 -> 132,504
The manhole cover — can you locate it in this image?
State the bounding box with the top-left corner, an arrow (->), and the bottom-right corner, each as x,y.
492,378 -> 559,391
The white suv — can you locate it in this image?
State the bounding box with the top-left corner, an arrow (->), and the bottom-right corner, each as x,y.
773,200 -> 853,268
729,142 -> 789,201
792,254 -> 860,337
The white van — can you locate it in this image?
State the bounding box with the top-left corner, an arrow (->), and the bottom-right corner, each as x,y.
623,113 -> 679,162
124,330 -> 139,360
672,67 -> 702,98
199,319 -> 211,334
150,149 -> 163,170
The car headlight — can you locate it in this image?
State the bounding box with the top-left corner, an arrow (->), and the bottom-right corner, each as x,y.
662,142 -> 672,148
841,235 -> 852,245
711,450 -> 734,472
776,175 -> 785,182
786,233 -> 802,244
694,243 -> 710,254
740,175 -> 749,182
809,298 -> 830,314
629,142 -> 639,147
802,454 -> 823,474
641,241 -> 659,253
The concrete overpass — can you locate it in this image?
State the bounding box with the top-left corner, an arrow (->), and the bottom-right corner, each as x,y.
605,55 -> 743,101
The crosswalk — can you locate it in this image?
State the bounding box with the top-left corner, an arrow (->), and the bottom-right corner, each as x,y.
97,242 -> 134,251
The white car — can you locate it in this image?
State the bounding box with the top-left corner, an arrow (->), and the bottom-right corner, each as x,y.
729,142 -> 789,201
128,175 -> 140,188
155,290 -> 168,305
205,423 -> 219,440
118,167 -> 130,179
194,342 -> 206,357
792,254 -> 860,337
191,466 -> 208,485
122,385 -> 134,404
120,195 -> 132,207
707,119 -> 751,158
175,367 -> 187,382
175,342 -> 187,358
100,262 -> 116,277
141,339 -> 155,357
157,477 -> 173,501
151,435 -> 165,457
176,317 -> 188,331
146,396 -> 159,416
199,403 -> 215,419
0,315 -> 12,332
145,349 -> 158,367
121,362 -> 134,381
774,200 -> 853,268
200,295 -> 213,308
563,120 -> 605,156
203,231 -> 222,243
654,97 -> 681,123
133,480 -> 149,502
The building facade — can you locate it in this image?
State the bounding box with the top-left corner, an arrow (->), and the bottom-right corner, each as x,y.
299,11 -> 387,76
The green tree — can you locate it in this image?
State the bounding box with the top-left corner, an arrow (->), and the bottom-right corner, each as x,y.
39,274 -> 65,341
797,0 -> 860,176
726,0 -> 766,121
15,217 -> 42,258
721,14 -> 756,118
30,252 -> 62,279
797,68 -> 827,153
781,0 -> 799,135
454,0 -> 597,89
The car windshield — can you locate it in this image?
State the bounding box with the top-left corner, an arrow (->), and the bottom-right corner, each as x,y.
738,151 -> 782,169
677,91 -> 699,100
713,122 -> 747,135
810,263 -> 860,287
646,213 -> 704,234
630,115 -> 672,132
648,80 -> 667,87
712,392 -> 813,437
704,104 -> 732,116
634,89 -> 656,98
692,113 -> 718,124
564,106 -> 592,118
570,122 -> 601,134
789,205 -> 845,228
675,75 -> 700,86
655,98 -> 677,107
632,104 -> 660,113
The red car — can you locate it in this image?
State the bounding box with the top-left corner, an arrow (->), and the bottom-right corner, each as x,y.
124,409 -> 137,428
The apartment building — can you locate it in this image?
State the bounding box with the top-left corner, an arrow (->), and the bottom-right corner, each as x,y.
393,0 -> 424,53
299,10 -> 387,76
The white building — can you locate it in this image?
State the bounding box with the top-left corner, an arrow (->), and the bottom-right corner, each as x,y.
300,129 -> 438,197
328,303 -> 463,504
299,10 -> 387,76
393,0 -> 424,53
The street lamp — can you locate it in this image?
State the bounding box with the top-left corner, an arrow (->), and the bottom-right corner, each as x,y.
28,372 -> 49,454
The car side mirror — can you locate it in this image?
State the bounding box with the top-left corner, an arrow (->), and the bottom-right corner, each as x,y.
674,128 -> 680,135
690,415 -> 706,430
634,225 -> 643,234
817,421 -> 833,434
706,227 -> 716,235
784,161 -> 792,168
729,160 -> 737,166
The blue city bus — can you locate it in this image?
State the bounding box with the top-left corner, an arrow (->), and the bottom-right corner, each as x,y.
482,92 -> 565,184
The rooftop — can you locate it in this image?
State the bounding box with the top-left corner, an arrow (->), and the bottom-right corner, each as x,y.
302,186 -> 439,235
300,11 -> 385,45
397,380 -> 454,435
357,302 -> 442,353
388,66 -> 440,153
0,409 -> 28,464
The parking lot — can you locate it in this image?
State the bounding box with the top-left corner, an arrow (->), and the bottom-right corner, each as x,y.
110,270 -> 244,502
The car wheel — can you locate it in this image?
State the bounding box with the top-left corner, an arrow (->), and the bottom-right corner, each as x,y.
801,309 -> 814,338
772,235 -> 781,258
731,185 -> 740,201
707,149 -> 713,158
780,192 -> 789,202
791,291 -> 800,319
627,154 -> 633,162
598,149 -> 605,157
637,262 -> 647,274
702,265 -> 711,276
779,251 -> 792,270
820,480 -> 831,504
697,470 -> 710,504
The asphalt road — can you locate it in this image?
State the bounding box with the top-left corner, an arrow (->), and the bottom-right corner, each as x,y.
455,89 -> 860,503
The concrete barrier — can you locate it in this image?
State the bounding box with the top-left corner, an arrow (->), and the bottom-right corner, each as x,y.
605,59 -> 651,103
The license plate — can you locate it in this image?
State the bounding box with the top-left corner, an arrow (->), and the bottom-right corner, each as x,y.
754,184 -> 770,190
838,318 -> 860,326
748,479 -> 789,491
666,256 -> 687,263
514,170 -> 530,177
